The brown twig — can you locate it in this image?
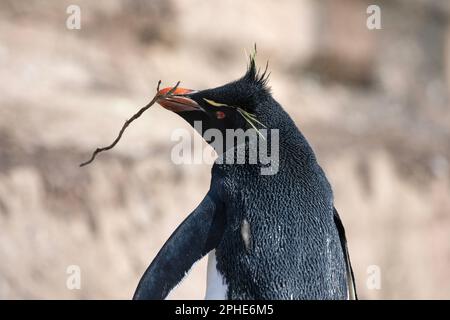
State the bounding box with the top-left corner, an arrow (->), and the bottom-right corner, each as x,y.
79,80 -> 180,167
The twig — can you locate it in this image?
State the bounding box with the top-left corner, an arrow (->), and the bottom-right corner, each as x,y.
79,80 -> 180,167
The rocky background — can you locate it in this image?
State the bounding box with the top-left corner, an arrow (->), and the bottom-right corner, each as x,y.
0,0 -> 449,299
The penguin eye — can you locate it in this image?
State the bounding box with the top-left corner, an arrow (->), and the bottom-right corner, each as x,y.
215,111 -> 226,119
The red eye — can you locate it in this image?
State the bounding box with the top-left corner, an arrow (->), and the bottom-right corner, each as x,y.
216,111 -> 226,119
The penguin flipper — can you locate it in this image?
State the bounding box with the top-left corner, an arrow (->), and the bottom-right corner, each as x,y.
133,190 -> 225,300
333,207 -> 358,300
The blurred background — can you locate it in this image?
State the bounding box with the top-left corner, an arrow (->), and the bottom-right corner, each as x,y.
0,0 -> 449,299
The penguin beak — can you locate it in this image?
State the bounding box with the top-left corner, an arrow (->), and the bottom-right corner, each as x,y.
157,87 -> 201,112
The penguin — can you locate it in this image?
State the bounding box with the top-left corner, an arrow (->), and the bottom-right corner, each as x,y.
133,52 -> 357,300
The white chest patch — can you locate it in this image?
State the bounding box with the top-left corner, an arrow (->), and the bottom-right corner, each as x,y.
205,250 -> 228,300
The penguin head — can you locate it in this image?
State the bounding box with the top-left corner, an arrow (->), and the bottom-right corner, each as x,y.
156,54 -> 271,142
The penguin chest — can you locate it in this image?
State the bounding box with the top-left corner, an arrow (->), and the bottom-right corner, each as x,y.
205,250 -> 228,300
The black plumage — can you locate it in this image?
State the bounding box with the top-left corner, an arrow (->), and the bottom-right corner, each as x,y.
133,53 -> 356,300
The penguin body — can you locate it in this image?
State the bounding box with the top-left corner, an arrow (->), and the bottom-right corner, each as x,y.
133,52 -> 356,300
209,101 -> 346,299
205,250 -> 228,299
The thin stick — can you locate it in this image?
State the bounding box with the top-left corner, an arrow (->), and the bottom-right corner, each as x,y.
79,80 -> 180,167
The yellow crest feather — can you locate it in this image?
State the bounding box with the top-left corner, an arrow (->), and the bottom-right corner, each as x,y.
203,98 -> 230,107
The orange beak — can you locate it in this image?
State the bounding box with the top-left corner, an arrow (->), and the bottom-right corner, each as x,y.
157,87 -> 201,112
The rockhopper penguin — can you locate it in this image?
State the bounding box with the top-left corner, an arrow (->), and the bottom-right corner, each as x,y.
133,51 -> 357,300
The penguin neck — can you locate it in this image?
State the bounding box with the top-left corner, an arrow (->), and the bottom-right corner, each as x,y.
252,102 -> 318,164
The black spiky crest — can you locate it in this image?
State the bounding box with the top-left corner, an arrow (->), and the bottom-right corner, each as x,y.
242,45 -> 271,94
192,45 -> 271,116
